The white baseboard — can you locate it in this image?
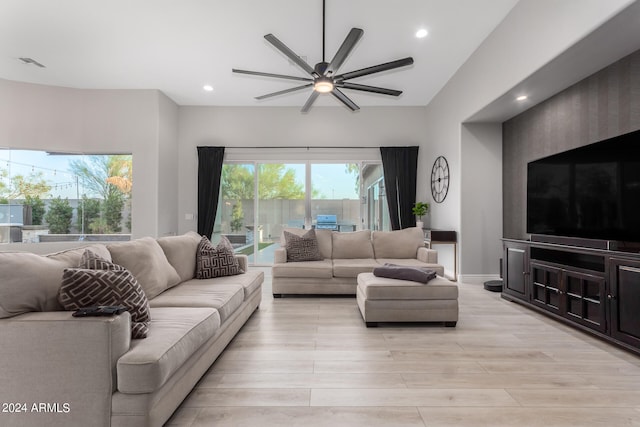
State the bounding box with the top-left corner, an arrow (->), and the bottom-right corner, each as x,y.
457,274 -> 501,285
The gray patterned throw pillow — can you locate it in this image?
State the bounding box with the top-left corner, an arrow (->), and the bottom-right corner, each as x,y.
196,236 -> 242,279
58,267 -> 151,339
284,229 -> 323,262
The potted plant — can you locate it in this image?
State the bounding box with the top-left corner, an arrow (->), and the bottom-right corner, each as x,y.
412,201 -> 429,229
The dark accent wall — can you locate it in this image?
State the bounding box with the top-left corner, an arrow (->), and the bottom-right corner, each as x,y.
503,49 -> 640,239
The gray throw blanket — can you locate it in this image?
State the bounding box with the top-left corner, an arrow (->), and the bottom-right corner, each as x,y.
372,263 -> 437,284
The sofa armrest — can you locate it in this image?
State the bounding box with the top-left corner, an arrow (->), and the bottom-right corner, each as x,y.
0,311 -> 131,427
274,248 -> 287,264
235,254 -> 249,272
417,247 -> 438,263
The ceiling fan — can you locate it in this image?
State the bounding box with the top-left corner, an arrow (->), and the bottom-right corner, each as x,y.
232,0 -> 414,112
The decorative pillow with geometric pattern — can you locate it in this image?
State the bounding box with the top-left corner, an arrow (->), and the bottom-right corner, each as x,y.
57,250 -> 151,339
284,229 -> 323,262
78,249 -> 124,271
196,235 -> 242,279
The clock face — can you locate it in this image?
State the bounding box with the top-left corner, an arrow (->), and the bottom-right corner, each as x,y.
431,156 -> 449,203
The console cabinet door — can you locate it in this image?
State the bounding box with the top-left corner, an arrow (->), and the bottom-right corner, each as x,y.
563,269 -> 606,333
503,243 -> 528,301
530,262 -> 562,315
610,258 -> 640,348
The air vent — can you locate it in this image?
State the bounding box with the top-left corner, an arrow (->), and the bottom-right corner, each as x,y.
18,57 -> 46,68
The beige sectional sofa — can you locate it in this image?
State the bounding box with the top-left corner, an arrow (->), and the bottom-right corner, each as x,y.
272,227 -> 444,297
0,232 -> 263,427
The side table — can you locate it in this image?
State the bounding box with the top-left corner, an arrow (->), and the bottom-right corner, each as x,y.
424,229 -> 457,281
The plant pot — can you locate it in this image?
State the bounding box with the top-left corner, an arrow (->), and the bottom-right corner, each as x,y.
416,221 -> 424,229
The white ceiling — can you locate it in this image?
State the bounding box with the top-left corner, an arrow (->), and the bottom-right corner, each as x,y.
0,0 -> 519,108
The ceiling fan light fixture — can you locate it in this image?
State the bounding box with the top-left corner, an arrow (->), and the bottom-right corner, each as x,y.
314,77 -> 334,93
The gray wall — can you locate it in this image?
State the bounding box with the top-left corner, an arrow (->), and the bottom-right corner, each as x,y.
0,78 -> 180,242
503,49 -> 640,239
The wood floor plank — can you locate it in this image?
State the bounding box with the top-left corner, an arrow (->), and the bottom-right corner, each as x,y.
171,269 -> 640,426
417,407 -> 640,427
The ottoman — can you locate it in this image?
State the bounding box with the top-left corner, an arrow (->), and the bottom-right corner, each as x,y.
356,272 -> 458,327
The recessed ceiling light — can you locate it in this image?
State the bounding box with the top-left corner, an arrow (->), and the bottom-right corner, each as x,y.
516,95 -> 528,101
203,85 -> 214,92
415,29 -> 428,39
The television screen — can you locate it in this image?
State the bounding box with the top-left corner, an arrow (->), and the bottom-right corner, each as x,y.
527,128 -> 640,243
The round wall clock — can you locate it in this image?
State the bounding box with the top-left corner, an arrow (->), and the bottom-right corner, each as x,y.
431,155 -> 449,203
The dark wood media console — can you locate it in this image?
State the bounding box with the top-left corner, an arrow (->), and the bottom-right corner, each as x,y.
502,238 -> 640,354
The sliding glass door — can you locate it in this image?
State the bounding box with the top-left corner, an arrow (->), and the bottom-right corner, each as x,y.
311,163 -> 360,232
254,163 -> 306,264
217,160 -> 389,265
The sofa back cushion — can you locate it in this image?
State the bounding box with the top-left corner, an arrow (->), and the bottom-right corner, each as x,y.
280,228 -> 332,259
46,244 -> 112,266
331,230 -> 374,259
372,227 -> 424,259
108,237 -> 181,300
0,252 -> 66,318
157,231 -> 201,283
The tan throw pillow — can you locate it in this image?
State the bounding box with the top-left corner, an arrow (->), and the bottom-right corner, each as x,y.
196,236 -> 242,279
284,229 -> 323,262
372,227 -> 424,259
0,252 -> 67,318
58,267 -> 151,339
47,244 -> 112,266
108,237 -> 181,299
157,231 -> 201,283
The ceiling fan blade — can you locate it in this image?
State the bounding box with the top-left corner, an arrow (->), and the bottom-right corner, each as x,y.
301,91 -> 320,113
335,57 -> 414,81
331,88 -> 359,111
232,69 -> 312,82
256,83 -> 314,100
337,82 -> 402,96
264,34 -> 316,76
325,28 -> 364,75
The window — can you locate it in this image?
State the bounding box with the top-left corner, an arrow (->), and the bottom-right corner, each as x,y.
214,158 -> 389,265
0,148 -> 132,243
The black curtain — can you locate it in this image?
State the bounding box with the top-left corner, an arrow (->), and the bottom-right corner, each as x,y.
380,146 -> 419,230
197,146 -> 225,239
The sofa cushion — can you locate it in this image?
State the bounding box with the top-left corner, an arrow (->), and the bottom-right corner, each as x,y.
280,228 -> 332,259
58,267 -> 151,339
196,236 -> 242,279
46,244 -> 112,266
284,229 -> 323,262
117,307 -> 220,393
372,227 -> 424,259
195,270 -> 265,301
331,230 -> 374,259
108,237 -> 181,300
332,259 -> 380,278
272,259 -> 333,279
157,231 -> 201,283
150,282 -> 244,323
0,252 -> 66,318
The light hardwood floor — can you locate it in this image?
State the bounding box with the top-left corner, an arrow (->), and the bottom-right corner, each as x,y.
167,268 -> 640,426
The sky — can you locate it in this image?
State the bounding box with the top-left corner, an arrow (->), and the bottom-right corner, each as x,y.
1,149 -> 101,199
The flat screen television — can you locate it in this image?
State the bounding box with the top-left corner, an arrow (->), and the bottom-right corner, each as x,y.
527,128 -> 640,244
